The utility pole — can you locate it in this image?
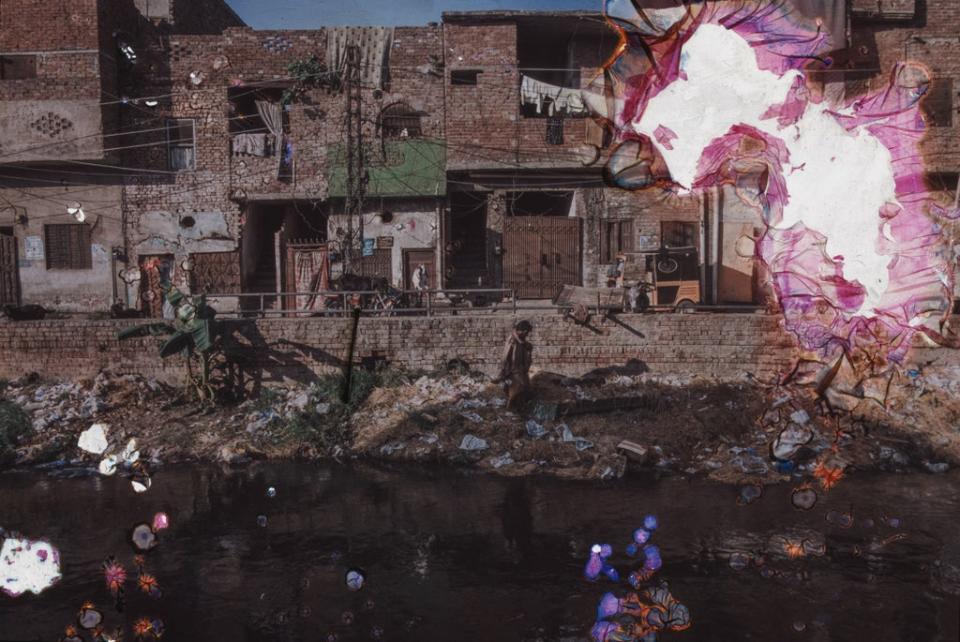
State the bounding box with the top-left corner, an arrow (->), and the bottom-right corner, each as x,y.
343,44 -> 364,274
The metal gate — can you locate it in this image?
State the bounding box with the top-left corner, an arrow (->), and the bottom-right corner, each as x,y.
0,234 -> 21,306
503,217 -> 581,298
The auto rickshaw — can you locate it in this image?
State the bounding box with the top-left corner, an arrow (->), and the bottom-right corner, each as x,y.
631,246 -> 701,311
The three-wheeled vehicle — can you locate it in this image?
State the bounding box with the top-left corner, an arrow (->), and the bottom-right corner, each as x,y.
633,246 -> 701,311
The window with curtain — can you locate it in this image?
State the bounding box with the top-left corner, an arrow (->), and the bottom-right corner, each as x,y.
167,119 -> 196,170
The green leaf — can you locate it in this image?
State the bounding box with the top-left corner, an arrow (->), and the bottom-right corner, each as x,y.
118,323 -> 176,340
190,319 -> 213,354
159,332 -> 194,358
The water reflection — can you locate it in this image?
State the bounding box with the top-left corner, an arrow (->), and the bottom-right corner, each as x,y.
0,464 -> 956,641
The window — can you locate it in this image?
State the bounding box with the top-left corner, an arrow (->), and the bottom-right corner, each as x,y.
227,88 -> 286,134
379,102 -> 423,138
0,54 -> 37,80
166,119 -> 196,170
661,221 -> 697,248
600,219 -> 634,263
44,224 -> 91,270
923,78 -> 954,128
451,70 -> 480,86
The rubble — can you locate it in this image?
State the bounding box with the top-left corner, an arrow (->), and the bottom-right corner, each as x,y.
0,362 -> 957,483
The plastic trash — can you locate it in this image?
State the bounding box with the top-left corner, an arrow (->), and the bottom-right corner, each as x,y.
78,423 -> 109,455
379,441 -> 405,456
120,438 -> 139,464
772,424 -> 814,461
458,435 -> 488,451
525,420 -> 547,439
489,453 -> 514,469
98,455 -> 118,477
574,438 -> 595,451
266,487 -> 277,498
731,453 -> 768,475
531,401 -> 559,423
152,512 -> 169,531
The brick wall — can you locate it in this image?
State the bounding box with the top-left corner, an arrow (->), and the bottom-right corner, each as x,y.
0,313 -> 800,384
444,21 -> 519,169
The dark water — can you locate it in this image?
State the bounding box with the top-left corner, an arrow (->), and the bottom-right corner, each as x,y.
0,463 -> 958,642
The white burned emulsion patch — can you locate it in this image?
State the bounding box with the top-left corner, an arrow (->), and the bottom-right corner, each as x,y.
0,535 -> 62,597
631,24 -> 898,317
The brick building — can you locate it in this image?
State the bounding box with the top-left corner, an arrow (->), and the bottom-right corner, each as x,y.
0,1 -> 957,314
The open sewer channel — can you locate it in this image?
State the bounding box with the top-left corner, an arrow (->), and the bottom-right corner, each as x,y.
0,463 -> 957,641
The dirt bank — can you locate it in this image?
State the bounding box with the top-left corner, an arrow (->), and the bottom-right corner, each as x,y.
1,356 -> 956,487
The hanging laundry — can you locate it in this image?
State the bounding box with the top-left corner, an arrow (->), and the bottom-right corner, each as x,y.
326,27 -> 394,90
521,74 -> 588,116
231,132 -> 273,157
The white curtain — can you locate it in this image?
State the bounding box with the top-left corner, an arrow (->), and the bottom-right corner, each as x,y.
255,100 -> 284,177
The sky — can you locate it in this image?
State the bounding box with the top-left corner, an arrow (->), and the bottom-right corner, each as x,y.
226,0 -> 601,28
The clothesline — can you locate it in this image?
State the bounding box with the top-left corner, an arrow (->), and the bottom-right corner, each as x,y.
520,74 -> 587,116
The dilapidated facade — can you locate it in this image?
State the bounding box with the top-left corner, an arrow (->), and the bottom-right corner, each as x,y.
0,1 -> 957,314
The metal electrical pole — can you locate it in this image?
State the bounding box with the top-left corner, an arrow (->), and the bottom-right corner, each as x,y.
343,44 -> 364,275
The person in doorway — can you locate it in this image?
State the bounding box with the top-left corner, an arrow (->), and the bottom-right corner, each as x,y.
412,263 -> 428,307
493,320 -> 534,409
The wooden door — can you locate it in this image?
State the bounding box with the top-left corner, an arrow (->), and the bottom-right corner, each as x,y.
404,248 -> 436,290
503,217 -> 581,298
0,232 -> 20,306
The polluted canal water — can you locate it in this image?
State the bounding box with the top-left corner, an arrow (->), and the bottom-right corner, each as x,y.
0,463 -> 958,641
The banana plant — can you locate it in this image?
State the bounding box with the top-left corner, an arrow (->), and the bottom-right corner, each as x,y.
118,282 -> 220,402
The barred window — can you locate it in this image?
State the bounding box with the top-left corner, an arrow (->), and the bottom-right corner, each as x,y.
44,224 -> 91,270
379,102 -> 423,139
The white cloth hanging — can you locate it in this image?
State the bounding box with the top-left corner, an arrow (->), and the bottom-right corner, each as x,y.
326,26 -> 394,90
520,74 -> 587,116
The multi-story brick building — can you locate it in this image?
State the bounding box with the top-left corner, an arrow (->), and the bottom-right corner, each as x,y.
0,1 -> 956,315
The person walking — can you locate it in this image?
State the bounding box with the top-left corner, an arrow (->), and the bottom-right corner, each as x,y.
493,320 -> 534,409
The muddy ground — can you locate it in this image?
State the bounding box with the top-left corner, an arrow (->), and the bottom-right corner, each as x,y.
1,357 -> 957,485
